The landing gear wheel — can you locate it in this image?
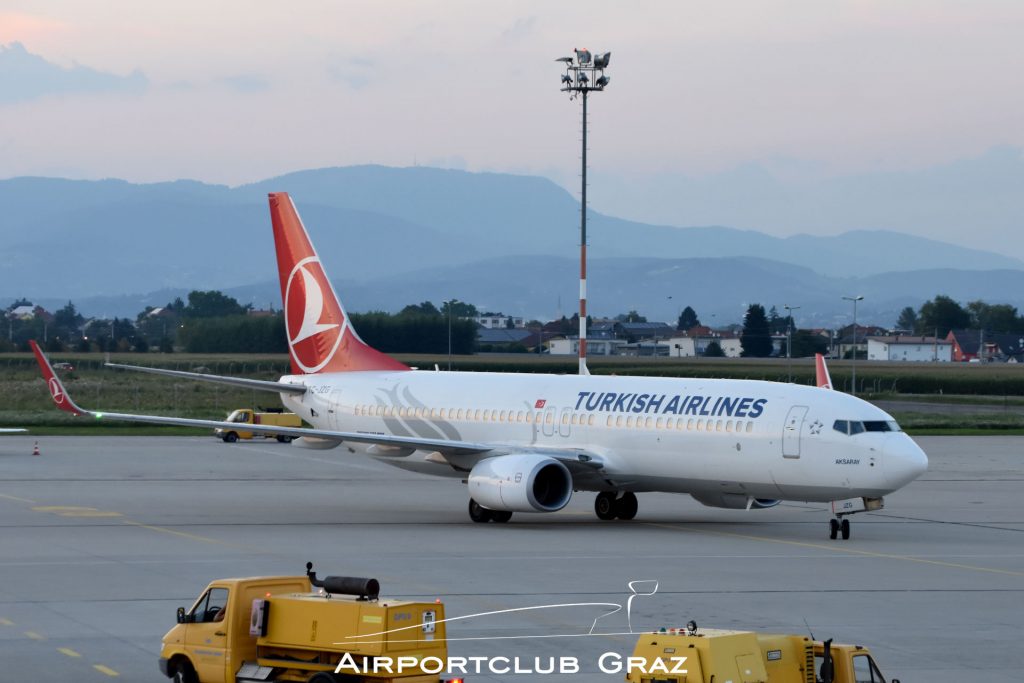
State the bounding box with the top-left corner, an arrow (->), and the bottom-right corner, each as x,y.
223,432 -> 238,443
595,492 -> 617,520
829,518 -> 839,540
468,498 -> 493,523
840,518 -> 851,540
491,510 -> 513,523
615,492 -> 638,520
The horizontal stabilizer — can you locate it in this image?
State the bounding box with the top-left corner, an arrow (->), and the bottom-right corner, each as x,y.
105,363 -> 306,395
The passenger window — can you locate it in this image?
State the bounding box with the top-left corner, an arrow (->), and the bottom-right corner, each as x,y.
645,417 -> 653,429
697,419 -> 704,430
500,410 -> 507,421
606,416 -> 614,427
616,416 -> 624,428
726,420 -> 733,432
482,410 -> 490,421
561,413 -> 569,425
456,409 -> 464,420
688,418 -> 695,430
474,409 -> 482,421
626,416 -> 635,428
587,415 -> 595,426
656,418 -> 664,429
745,421 -> 754,433
716,419 -> 723,432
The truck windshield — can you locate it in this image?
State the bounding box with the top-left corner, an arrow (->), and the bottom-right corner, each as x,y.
228,411 -> 247,423
190,587 -> 229,623
852,653 -> 886,683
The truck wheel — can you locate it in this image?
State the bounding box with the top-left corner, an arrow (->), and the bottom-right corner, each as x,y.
276,435 -> 293,443
171,660 -> 198,683
224,432 -> 238,443
468,498 -> 493,523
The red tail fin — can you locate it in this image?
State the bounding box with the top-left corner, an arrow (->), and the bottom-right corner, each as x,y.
268,193 -> 409,374
815,353 -> 833,389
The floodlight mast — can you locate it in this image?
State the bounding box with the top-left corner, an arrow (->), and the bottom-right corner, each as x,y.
557,50 -> 610,375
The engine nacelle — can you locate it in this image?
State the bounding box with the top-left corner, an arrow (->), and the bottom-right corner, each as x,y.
691,493 -> 780,510
468,454 -> 572,513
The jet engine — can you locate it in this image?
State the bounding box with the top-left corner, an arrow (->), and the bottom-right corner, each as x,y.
691,493 -> 780,510
468,454 -> 573,513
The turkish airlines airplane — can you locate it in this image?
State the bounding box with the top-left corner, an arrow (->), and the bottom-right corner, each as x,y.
31,193 -> 928,539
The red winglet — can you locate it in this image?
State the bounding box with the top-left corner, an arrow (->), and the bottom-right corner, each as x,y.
815,353 -> 833,390
30,340 -> 87,416
268,193 -> 410,375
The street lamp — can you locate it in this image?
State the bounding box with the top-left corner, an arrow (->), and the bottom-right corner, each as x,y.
784,304 -> 800,382
444,299 -> 457,372
558,48 -> 611,376
842,295 -> 865,395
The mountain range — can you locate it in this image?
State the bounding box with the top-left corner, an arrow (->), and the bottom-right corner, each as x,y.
3,166 -> 1022,326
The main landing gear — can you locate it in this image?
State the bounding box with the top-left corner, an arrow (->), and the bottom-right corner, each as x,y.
829,517 -> 851,540
594,491 -> 638,521
468,498 -> 512,524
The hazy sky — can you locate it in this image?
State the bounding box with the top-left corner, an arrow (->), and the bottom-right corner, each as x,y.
2,1 -> 1022,248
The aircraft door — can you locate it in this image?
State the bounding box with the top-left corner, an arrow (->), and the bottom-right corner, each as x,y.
782,405 -> 808,458
557,407 -> 572,438
541,405 -> 557,437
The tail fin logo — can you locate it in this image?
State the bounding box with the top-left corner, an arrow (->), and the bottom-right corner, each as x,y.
48,377 -> 66,405
285,256 -> 344,374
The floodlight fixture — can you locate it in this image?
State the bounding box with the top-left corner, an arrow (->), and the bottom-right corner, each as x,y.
595,75 -> 609,87
593,52 -> 611,69
578,72 -> 589,84
561,74 -> 573,85
556,56 -> 573,63
575,48 -> 592,64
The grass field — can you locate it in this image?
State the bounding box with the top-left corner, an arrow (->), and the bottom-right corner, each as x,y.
2,351 -> 1023,434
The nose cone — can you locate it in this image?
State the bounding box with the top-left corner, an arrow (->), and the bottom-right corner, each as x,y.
885,435 -> 929,489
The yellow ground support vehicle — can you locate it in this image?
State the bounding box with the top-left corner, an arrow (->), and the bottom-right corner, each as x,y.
160,564 -> 451,683
626,622 -> 899,683
215,409 -> 302,443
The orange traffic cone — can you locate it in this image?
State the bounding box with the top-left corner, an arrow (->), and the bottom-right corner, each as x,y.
32,442 -> 40,456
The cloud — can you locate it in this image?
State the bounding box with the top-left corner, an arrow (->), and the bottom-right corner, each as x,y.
327,56 -> 375,90
0,42 -> 147,105
218,74 -> 270,93
501,16 -> 537,42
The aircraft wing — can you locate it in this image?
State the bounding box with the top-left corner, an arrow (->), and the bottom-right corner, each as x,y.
31,342 -> 606,470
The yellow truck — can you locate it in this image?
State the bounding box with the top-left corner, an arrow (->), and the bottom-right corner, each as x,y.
215,409 -> 302,443
160,564 -> 451,683
627,622 -> 899,683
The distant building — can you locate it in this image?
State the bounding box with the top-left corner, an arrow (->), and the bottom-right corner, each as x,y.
867,335 -> 952,362
477,327 -> 534,349
474,314 -> 525,329
947,329 -> 1024,362
548,337 -> 626,356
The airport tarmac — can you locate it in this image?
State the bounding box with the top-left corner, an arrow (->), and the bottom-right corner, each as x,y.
0,435 -> 1021,682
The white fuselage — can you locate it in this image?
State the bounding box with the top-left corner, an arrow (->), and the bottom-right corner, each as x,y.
280,370 -> 928,503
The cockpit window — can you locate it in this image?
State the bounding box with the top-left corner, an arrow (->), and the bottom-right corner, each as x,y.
864,420 -> 901,432
834,419 -> 900,435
